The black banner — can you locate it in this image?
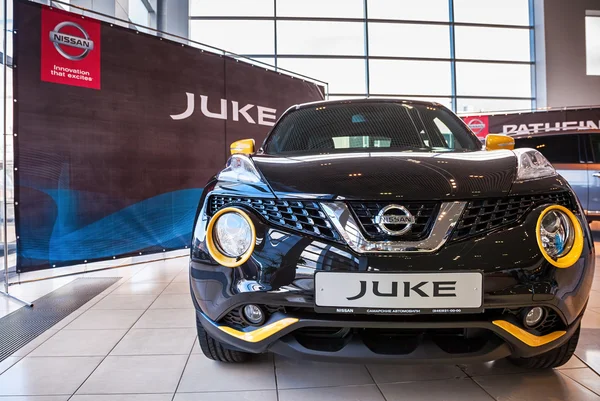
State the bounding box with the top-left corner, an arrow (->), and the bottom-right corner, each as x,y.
462,108 -> 600,138
14,0 -> 324,272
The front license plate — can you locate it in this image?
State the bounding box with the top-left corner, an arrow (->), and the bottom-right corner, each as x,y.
315,271 -> 483,314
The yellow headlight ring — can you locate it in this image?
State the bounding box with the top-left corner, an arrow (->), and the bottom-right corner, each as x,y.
206,207 -> 256,268
536,205 -> 584,268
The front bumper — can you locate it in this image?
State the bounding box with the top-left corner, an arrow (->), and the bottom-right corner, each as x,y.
190,183 -> 594,363
196,308 -> 583,364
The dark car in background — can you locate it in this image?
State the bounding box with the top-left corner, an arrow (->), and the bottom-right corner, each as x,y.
190,99 -> 594,368
513,130 -> 600,221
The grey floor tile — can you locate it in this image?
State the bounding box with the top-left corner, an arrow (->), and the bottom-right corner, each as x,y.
459,358 -> 533,377
0,397 -> 70,400
110,282 -> 169,295
576,330 -> 600,373
149,294 -> 194,309
162,282 -> 191,295
191,339 -> 200,354
174,390 -> 277,401
558,355 -> 588,370
127,270 -> 179,283
0,357 -> 21,375
76,355 -> 188,394
171,272 -> 190,283
0,357 -> 102,396
29,330 -> 127,357
366,364 -> 466,384
177,354 -> 276,392
70,395 -> 173,401
110,328 -> 196,355
279,385 -> 385,401
91,294 -> 158,310
379,378 -> 494,401
474,370 -> 600,401
9,330 -> 60,358
275,356 -> 374,389
64,309 -> 145,330
132,309 -> 195,329
560,368 -> 600,396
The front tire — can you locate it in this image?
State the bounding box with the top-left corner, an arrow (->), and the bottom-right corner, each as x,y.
508,325 -> 580,369
196,315 -> 251,363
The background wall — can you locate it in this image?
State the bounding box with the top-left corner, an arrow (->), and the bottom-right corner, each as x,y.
535,0 -> 600,108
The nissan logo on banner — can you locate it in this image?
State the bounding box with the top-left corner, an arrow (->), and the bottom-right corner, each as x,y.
49,21 -> 94,61
41,7 -> 101,89
462,116 -> 489,138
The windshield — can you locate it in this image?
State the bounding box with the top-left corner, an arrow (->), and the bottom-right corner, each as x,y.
263,102 -> 482,155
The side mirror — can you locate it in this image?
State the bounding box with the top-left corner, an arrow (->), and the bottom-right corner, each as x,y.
230,139 -> 255,155
485,134 -> 515,151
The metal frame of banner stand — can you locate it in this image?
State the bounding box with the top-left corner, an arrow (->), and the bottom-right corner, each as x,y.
0,0 -> 32,307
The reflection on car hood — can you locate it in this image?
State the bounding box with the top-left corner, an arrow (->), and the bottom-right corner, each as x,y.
251,150 -> 518,200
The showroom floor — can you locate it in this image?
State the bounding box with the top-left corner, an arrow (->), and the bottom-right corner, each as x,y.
0,254 -> 600,400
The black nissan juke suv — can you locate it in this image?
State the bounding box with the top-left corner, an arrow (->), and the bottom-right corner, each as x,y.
189,99 -> 594,368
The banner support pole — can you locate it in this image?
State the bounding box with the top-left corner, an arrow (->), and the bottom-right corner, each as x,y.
0,0 -> 31,308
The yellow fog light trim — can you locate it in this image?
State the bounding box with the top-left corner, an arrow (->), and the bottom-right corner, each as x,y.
536,205 -> 584,268
206,207 -> 256,268
493,320 -> 566,347
218,318 -> 299,343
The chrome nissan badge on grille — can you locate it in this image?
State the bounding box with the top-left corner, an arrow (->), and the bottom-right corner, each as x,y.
375,204 -> 416,236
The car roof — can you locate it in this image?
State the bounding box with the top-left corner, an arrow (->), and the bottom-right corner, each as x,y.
293,97 -> 443,110
510,129 -> 600,139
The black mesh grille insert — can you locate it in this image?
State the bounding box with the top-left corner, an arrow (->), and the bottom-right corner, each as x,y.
348,201 -> 440,240
208,196 -> 340,241
451,192 -> 575,241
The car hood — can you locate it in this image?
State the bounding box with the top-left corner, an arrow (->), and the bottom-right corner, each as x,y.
251,150 -> 518,200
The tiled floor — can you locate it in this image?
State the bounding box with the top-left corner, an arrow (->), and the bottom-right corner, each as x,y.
0,253 -> 599,400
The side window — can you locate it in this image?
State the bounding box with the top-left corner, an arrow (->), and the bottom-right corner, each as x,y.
589,134 -> 600,162
514,135 -> 580,164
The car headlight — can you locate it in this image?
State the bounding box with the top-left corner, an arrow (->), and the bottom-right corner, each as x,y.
514,148 -> 556,181
536,205 -> 584,268
206,207 -> 256,267
217,154 -> 264,184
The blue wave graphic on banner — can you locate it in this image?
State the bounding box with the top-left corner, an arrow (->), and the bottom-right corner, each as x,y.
19,188 -> 203,263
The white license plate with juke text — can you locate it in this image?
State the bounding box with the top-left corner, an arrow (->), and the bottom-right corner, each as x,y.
314,271 -> 483,314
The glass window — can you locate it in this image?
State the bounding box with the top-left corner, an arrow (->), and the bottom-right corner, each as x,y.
367,0 -> 449,22
190,20 -> 274,54
455,27 -> 531,62
129,0 -> 150,30
586,12 -> 600,76
590,134 -> 600,161
277,58 -> 366,94
277,21 -> 364,56
456,62 -> 532,98
457,99 -> 532,113
369,60 -> 452,96
454,0 -> 530,26
277,0 -> 364,18
264,102 -> 480,155
514,135 -> 580,164
368,23 -> 450,58
190,0 -> 274,16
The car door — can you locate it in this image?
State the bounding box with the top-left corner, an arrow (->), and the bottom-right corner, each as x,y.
514,133 -> 588,210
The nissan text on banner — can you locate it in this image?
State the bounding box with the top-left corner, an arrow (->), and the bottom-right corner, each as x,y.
13,0 -> 325,272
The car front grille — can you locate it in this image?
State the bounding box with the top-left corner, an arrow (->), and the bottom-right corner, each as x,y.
347,201 -> 440,241
451,191 -> 575,241
207,196 -> 340,242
